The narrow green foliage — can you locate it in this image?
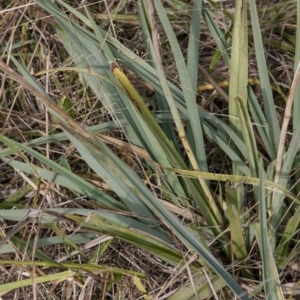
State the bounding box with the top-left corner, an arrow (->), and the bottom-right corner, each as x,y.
225,183 -> 247,262
249,0 -> 280,156
1,0 -> 299,298
252,160 -> 284,299
236,95 -> 259,177
228,2 -> 248,260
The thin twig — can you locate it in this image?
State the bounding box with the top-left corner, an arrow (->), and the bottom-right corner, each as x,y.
0,209 -> 42,249
145,0 -> 163,68
274,62 -> 300,183
198,64 -> 229,102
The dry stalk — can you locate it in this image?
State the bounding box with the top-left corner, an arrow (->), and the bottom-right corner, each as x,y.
274,61 -> 300,183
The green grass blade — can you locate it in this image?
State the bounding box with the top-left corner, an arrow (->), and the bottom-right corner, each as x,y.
54,212 -> 183,265
187,0 -> 202,95
293,1 -> 300,127
272,120 -> 300,232
162,167 -> 300,205
0,233 -> 97,254
154,0 -> 207,172
228,0 -> 248,244
169,273 -> 226,300
0,143 -> 125,211
276,205 -> 300,262
248,87 -> 277,160
0,261 -> 144,292
228,0 -> 248,134
138,0 -> 181,151
201,3 -> 231,66
236,95 -> 259,177
252,159 -> 284,299
225,183 -> 247,260
0,207 -> 171,245
249,0 -> 280,152
0,270 -> 77,292
5,235 -> 61,266
290,2 -> 300,202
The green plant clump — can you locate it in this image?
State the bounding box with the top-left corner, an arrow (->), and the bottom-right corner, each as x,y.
0,0 -> 299,299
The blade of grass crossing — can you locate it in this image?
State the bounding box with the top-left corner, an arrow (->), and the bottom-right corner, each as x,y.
228,0 -> 248,142
162,167 -> 300,205
187,0 -> 202,95
228,0 -> 248,242
276,205 -> 300,261
248,87 -> 276,160
236,95 -> 259,177
293,1 -> 300,128
225,183 -> 248,267
138,0 -> 180,151
153,0 -> 207,173
50,212 -> 183,265
84,8 -> 115,62
0,233 -> 98,255
169,273 -> 227,300
249,0 -> 279,154
275,120 -> 300,251
110,63 -> 191,200
201,3 -> 231,66
252,159 -> 284,300
0,270 -> 77,293
292,2 -> 300,197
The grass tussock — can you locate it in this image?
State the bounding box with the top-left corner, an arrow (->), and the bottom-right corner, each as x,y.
0,0 -> 299,299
